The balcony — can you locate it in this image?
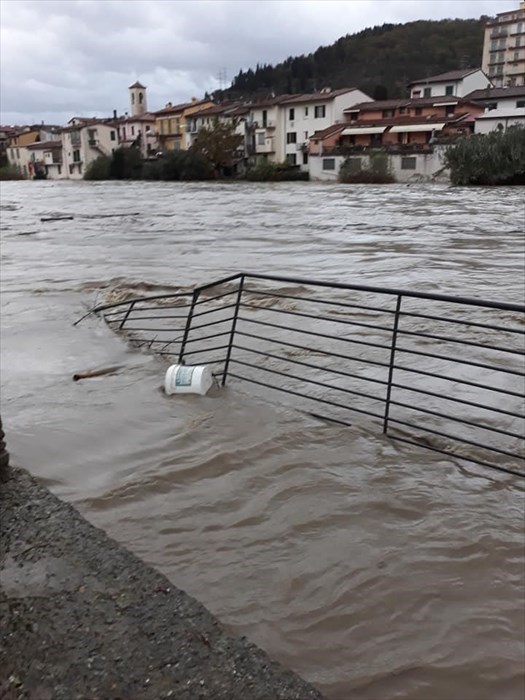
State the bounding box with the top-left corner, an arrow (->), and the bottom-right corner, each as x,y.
490,31 -> 508,38
255,140 -> 274,154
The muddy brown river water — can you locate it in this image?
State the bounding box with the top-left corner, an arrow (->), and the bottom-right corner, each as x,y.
1,180 -> 524,700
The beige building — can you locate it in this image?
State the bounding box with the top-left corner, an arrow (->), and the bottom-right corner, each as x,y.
61,118 -> 118,179
482,1 -> 525,87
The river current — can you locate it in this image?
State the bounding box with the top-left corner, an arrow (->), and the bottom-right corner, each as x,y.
1,180 -> 524,700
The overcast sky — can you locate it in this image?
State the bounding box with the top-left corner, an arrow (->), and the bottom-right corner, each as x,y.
0,0 -> 515,125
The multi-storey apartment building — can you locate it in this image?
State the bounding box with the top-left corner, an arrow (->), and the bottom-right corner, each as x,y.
280,87 -> 371,168
482,1 -> 525,87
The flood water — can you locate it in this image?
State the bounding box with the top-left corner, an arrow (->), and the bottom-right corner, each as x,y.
1,180 -> 524,700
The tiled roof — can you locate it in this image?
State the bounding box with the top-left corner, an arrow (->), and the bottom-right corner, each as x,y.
409,68 -> 483,85
26,140 -> 62,149
129,81 -> 146,89
153,102 -> 193,116
310,124 -> 346,141
464,86 -> 525,101
345,99 -> 408,111
281,88 -> 358,104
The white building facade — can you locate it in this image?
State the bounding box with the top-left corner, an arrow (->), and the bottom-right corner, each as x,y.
61,119 -> 118,179
409,69 -> 492,99
280,88 -> 372,168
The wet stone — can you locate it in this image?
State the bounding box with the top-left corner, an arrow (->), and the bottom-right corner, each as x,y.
0,467 -> 325,700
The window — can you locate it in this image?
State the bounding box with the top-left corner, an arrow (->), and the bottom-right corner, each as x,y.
304,131 -> 308,139
446,105 -> 456,116
423,87 -> 432,97
314,105 -> 326,118
57,166 -> 61,175
401,157 -> 417,170
262,110 -> 267,127
488,102 -> 498,110
175,118 -> 180,134
110,130 -> 116,141
491,40 -> 497,51
322,158 -> 336,170
286,132 -> 297,144
16,148 -> 20,158
415,107 -> 423,115
514,51 -> 520,61
517,36 -> 521,47
382,109 -> 394,118
131,126 -> 135,136
517,100 -> 525,108
399,106 -> 406,115
304,107 -> 309,117
412,89 -> 421,97
289,108 -> 295,120
139,92 -> 143,104
131,93 -> 135,104
445,85 -> 454,95
286,153 -> 297,165
302,152 -> 308,165
73,149 -> 81,162
257,132 -> 265,145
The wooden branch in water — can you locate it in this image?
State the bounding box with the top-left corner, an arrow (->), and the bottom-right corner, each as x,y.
41,216 -> 74,222
73,366 -> 124,381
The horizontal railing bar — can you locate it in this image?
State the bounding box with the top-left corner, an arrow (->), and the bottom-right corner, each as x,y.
194,289 -> 239,305
392,381 -> 525,418
104,305 -> 189,315
399,309 -> 525,336
234,343 -> 388,401
237,316 -> 393,353
245,288 -> 396,315
185,316 -> 235,333
236,329 -> 392,373
394,363 -> 524,398
91,293 -> 193,314
117,326 -> 186,333
390,399 -> 524,438
192,302 -> 238,319
240,301 -> 394,333
390,435 -> 524,479
233,347 -> 384,403
306,412 -> 353,428
398,327 -> 525,356
157,352 -> 227,366
244,272 -> 525,312
194,273 -> 243,294
396,345 -> 525,377
228,371 -> 384,420
106,313 -> 189,321
182,330 -> 232,346
181,344 -> 231,358
388,418 -> 524,460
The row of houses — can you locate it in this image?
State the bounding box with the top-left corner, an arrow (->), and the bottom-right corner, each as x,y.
2,2 -> 524,183
4,68 -> 524,183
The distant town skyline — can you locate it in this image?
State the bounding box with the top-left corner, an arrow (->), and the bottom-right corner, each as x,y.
0,0 -> 517,125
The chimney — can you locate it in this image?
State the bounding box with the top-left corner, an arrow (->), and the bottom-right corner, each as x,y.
113,109 -> 117,119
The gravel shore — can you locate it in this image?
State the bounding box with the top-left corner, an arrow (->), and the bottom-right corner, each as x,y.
0,467 -> 325,700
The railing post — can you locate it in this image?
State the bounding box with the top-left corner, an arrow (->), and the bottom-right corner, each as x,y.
178,289 -> 200,365
222,275 -> 244,386
118,300 -> 136,330
383,294 -> 402,434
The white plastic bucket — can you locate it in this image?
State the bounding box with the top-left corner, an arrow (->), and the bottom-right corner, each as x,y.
164,364 -> 213,396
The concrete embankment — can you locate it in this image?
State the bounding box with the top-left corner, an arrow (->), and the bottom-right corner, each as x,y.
0,463 -> 324,700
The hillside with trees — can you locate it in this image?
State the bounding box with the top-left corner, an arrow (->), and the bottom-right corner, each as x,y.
219,18 -> 487,101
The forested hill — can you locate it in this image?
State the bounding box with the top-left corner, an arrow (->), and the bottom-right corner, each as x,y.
222,18 -> 487,101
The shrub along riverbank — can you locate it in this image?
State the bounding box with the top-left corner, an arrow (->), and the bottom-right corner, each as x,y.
84,147 -> 309,182
444,126 -> 525,186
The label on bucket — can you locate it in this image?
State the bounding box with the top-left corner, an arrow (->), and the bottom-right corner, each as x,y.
175,366 -> 195,387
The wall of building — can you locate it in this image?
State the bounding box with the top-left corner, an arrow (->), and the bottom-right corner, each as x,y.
309,147 -> 449,183
482,4 -> 525,87
475,112 -> 525,132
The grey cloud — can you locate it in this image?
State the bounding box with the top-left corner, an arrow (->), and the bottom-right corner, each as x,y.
0,0 -> 513,125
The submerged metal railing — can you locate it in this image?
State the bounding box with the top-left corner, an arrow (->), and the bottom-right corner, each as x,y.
78,273 -> 525,479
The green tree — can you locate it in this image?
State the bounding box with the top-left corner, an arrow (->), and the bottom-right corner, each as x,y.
444,126 -> 525,186
109,146 -> 143,179
190,119 -> 244,176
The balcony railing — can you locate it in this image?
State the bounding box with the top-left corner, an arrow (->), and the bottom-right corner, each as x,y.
318,143 -> 436,156
77,272 -> 525,480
